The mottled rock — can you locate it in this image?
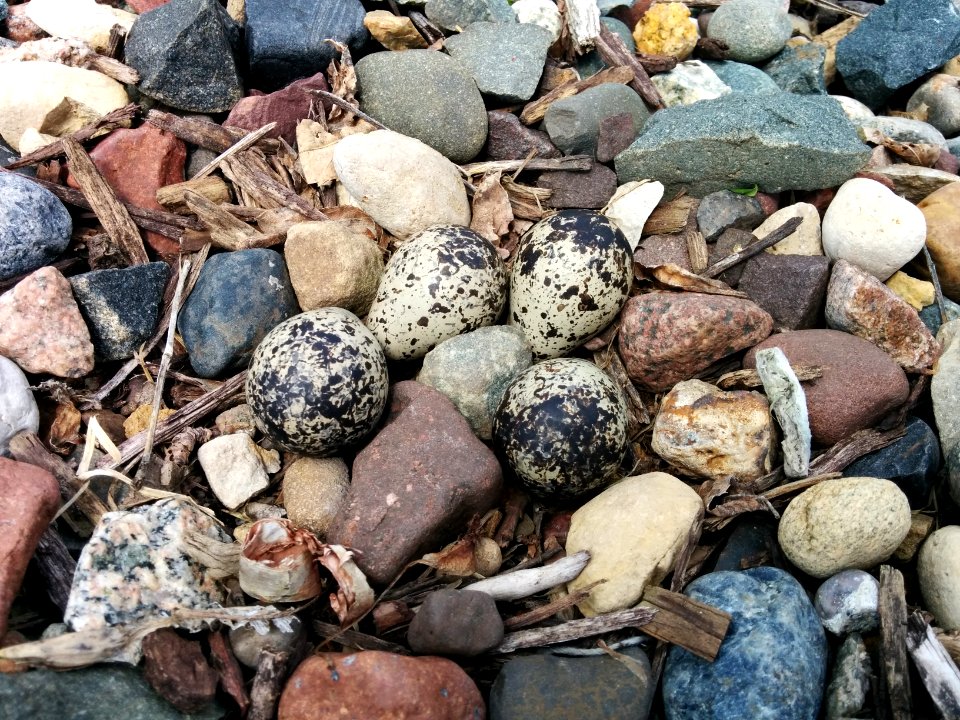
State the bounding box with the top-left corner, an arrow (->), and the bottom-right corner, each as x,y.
0,173 -> 71,282
543,83 -> 650,158
815,569 -> 879,635
918,182 -> 960,303
634,234 -> 695,272
919,525 -> 960,630
704,60 -> 781,94
197,433 -> 279,510
738,254 -> 830,330
907,74 -> 960,137
706,0 -> 792,62
0,358 -> 38,456
825,634 -> 872,719
596,112 -> 642,164
757,202 -> 822,256
696,190 -> 764,242
763,43 -> 827,95
652,60 -> 731,107
407,589 -> 503,656
537,161 -> 618,209
282,457 -> 349,537
484,110 -> 559,161
225,73 -> 329,145
633,1 -> 698,60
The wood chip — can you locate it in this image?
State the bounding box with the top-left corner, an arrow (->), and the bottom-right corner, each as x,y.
879,565 -> 912,720
157,176 -> 232,213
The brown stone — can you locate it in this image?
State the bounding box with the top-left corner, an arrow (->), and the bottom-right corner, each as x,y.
484,110 -> 559,161
142,628 -> 219,714
916,181 -> 960,302
618,292 -> 774,391
0,457 -> 61,639
224,73 -> 330,146
538,161 -> 618,209
5,4 -> 48,43
634,233 -> 694,271
278,652 -> 486,720
0,266 -> 95,377
744,329 -> 909,446
936,148 -> 960,174
327,381 -> 503,585
596,112 -> 639,163
825,259 -> 940,372
407,589 -> 504,657
738,253 -> 830,330
127,0 -> 170,11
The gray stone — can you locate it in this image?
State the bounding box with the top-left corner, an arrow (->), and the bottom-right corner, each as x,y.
836,0 -> 960,109
0,137 -> 35,177
0,172 -> 71,281
709,228 -> 754,286
858,115 -> 947,147
704,60 -> 781,95
921,294 -> 960,335
229,616 -> 304,668
426,0 -> 515,31
815,569 -> 879,636
825,634 -> 872,719
934,319 -> 960,459
706,0 -> 792,63
0,355 -> 39,456
577,17 -> 635,79
696,190 -> 764,241
407,589 -> 504,656
537,161 -> 618,209
869,164 -> 960,203
356,50 -> 488,164
737,254 -> 830,331
543,83 -> 650,158
445,22 -> 552,104
615,94 -> 871,196
763,43 -> 827,95
908,74 -> 960,138
485,110 -> 559,160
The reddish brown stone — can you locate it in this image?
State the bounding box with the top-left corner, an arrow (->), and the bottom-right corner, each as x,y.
797,187 -> 835,218
538,161 -> 617,209
618,292 -> 773,392
278,652 -> 486,720
127,0 -> 170,11
5,4 -> 48,43
0,457 -> 61,639
327,381 -> 502,586
596,112 -> 639,163
485,110 -> 560,161
634,233 -> 694,271
853,170 -> 897,192
224,73 -> 331,146
754,192 -> 779,217
143,628 -> 218,713
738,253 -> 830,330
744,329 -> 909,446
935,148 -> 960,174
608,0 -> 653,30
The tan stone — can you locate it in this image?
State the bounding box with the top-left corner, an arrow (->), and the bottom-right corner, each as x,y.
364,10 -> 428,51
944,54 -> 960,77
25,0 -> 136,52
282,457 -> 350,537
633,3 -> 699,61
759,202 -> 823,255
885,271 -> 935,310
917,182 -> 960,302
918,526 -> 960,630
123,405 -> 175,438
566,472 -> 703,616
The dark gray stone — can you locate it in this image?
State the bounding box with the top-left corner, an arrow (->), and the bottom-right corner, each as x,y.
543,83 -> 650,158
708,228 -> 754,286
490,648 -> 655,720
825,633 -> 872,719
696,190 -> 764,241
614,94 -> 871,196
737,254 -> 831,330
445,22 -> 553,104
763,44 -> 827,95
245,0 -> 367,92
356,50 -> 488,164
485,111 -> 560,161
0,172 -> 71,281
836,0 -> 960,109
407,589 -> 504,656
663,567 -> 827,720
704,60 -> 782,95
125,0 -> 243,113
713,514 -> 784,572
0,138 -> 35,177
178,249 -> 298,378
921,294 -> 960,335
70,262 -> 170,362
537,162 -> 618,209
425,0 -> 516,32
577,17 -> 635,79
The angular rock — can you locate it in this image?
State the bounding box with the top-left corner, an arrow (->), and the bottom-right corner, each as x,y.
706,0 -> 792,62
763,43 -> 827,95
224,73 -> 330,146
484,110 -> 559,161
918,182 -> 960,303
364,10 -> 428,51
142,628 -> 218,713
197,433 -> 279,510
281,457 -> 350,537
407,589 -> 504,656
0,171 -> 71,281
815,569 -> 879,635
632,1 -> 698,60
704,60 -> 781,94
597,112 -> 642,163
652,60 -> 731,107
868,164 -> 960,203
738,254 -> 830,330
696,189 -> 764,242
615,94 -> 870,196
0,357 -> 39,456
537,161 -> 618,209
25,0 -> 135,52
825,633 -> 872,719
327,381 -> 502,585
886,271 -> 936,311
919,525 -> 960,630
543,83 -> 649,158
425,0 -> 515,32
618,292 -> 774,392
757,202 -> 822,256
635,234 -> 695,272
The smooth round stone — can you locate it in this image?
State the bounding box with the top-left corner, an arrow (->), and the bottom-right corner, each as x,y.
907,74 -> 960,136
229,617 -> 303,668
664,567 -> 827,720
704,60 -> 781,94
919,526 -> 960,630
0,355 -> 39,456
543,83 -> 650,158
407,589 -> 504,656
814,569 -> 879,635
281,456 -> 350,537
707,0 -> 792,62
0,172 -> 71,281
858,115 -> 947,147
831,94 -> 875,122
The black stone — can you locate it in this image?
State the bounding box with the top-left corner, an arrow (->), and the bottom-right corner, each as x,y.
407,589 -> 504,656
696,190 -> 765,242
737,253 -> 830,331
713,514 -> 785,572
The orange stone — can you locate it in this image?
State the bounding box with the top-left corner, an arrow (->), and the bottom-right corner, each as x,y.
916,181 -> 960,302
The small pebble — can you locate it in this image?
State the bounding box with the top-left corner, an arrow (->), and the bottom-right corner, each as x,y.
814,569 -> 880,635
0,172 -> 72,281
825,633 -> 872,719
907,73 -> 960,136
197,433 -> 280,510
407,589 -> 504,656
696,189 -> 764,242
282,456 -> 350,537
653,60 -> 731,108
632,2 -> 699,60
214,404 -> 257,437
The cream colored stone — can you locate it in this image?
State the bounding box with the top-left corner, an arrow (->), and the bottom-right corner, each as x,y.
778,477 -> 911,578
566,472 -> 703,616
759,202 -> 823,255
919,526 -> 960,630
17,128 -> 58,156
282,457 -> 350,537
198,433 -> 278,510
885,271 -> 935,310
602,180 -> 665,252
26,0 -> 135,52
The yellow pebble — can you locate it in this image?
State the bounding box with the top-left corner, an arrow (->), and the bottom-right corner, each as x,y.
885,271 -> 935,310
123,404 -> 176,438
632,3 -> 699,61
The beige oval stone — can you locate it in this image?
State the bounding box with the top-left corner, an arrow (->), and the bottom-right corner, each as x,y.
918,526 -> 960,630
282,457 -> 350,537
566,472 -> 703,616
778,477 -> 911,578
26,0 -> 136,52
759,202 -> 822,255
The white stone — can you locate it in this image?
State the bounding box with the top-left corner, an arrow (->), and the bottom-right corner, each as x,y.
26,0 -> 136,52
831,95 -> 875,122
512,0 -> 563,43
919,526 -> 960,631
602,180 -> 665,252
198,433 -> 280,510
0,355 -> 39,455
566,472 -> 703,616
755,347 -> 810,478
759,202 -> 823,255
333,130 -> 470,241
821,178 -> 927,281
651,60 -> 731,107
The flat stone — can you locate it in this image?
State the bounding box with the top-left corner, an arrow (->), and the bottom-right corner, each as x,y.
0,357 -> 38,456
919,525 -> 960,630
706,0 -> 792,62
225,73 -> 330,146
484,110 -> 559,161
407,589 -> 504,656
868,165 -> 960,203
704,60 -> 781,94
859,115 -> 947,146
825,634 -> 872,719
197,433 -> 279,510
282,457 -> 350,537
25,0 -> 135,51
634,233 -> 695,272
907,73 -> 960,137
918,182 -> 960,303
633,1 -> 698,60
615,94 -> 870,196
537,161 -> 618,209
815,569 -> 879,635
425,0 -> 515,32
0,171 -> 71,281
738,254 -> 830,330
763,43 -> 827,94
758,202 -> 822,256
696,190 -> 764,241
663,567 -> 827,720
543,83 -> 650,159
652,60 -> 731,107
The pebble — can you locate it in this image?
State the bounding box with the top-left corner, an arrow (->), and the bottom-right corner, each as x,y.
713,514 -> 784,572
485,110 -> 559,161
825,634 -> 872,719
69,262 -> 170,362
663,567 -> 827,720
933,319 -> 960,458
278,651 -> 485,720
543,83 -> 650,159
197,432 -> 279,510
637,233 -> 697,272
859,115 -> 947,147
814,569 -> 879,635
652,60 -> 731,107
512,0 -> 562,42
602,180 -> 666,252
922,295 -> 960,336
831,94 -> 876,122
918,525 -> 960,630
652,380 -> 775,483
704,60 -> 781,94
619,292 -> 773,392
738,254 -> 830,330
758,202 -> 823,256
886,271 -> 935,311
25,0 -> 134,51
918,182 -> 960,302
282,457 -> 350,537
284,220 -> 384,316
407,589 -> 504,656
0,172 -> 71,281
356,50 -> 487,164
215,404 -> 256,436
229,616 -> 304,668
763,43 -> 827,95
490,648 -> 655,720
566,472 -> 703,616
125,0 -> 242,113
333,129 -> 470,240
0,357 -> 38,456
778,477 -> 911,578
327,381 -> 502,585
633,2 -> 698,60
907,74 -> 960,136
706,0 -> 792,62
538,160 -> 618,209
417,325 -> 532,440
696,189 -> 764,242
425,0 -> 515,32
178,248 -> 297,378
224,72 -> 329,146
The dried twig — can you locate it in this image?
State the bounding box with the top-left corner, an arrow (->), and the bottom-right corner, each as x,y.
702,217 -> 803,278
466,551 -> 591,601
594,23 -> 664,110
492,606 -> 658,654
192,122 -> 279,180
502,582 -> 605,631
312,620 -> 410,655
879,565 -> 912,720
460,156 -> 593,176
248,650 -> 289,720
310,89 -> 386,130
924,245 -> 949,326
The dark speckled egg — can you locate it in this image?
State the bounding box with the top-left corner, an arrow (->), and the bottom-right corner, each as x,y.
365,225 -> 507,361
493,358 -> 628,500
510,210 -> 632,359
246,308 -> 388,455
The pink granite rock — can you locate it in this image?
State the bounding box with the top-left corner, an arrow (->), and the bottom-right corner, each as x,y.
127,0 -> 170,12
224,73 -> 331,146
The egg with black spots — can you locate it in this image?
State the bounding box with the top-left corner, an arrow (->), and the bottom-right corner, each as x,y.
493,358 -> 628,500
246,308 -> 388,455
510,210 -> 632,359
365,225 -> 507,361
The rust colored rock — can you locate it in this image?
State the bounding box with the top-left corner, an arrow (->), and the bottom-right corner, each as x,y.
225,73 -> 331,146
618,292 -> 774,391
826,259 -> 940,372
0,457 -> 61,639
5,4 -> 48,43
142,628 -> 218,714
744,329 -> 909,446
538,161 -> 617,209
916,181 -> 960,302
0,266 -> 95,377
127,0 -> 171,11
738,253 -> 830,330
484,110 -> 559,161
327,381 -> 502,585
634,233 -> 694,271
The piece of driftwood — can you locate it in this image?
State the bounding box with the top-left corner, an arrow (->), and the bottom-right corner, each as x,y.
879,565 -> 912,720
894,513 -> 935,562
808,427 -> 906,475
717,364 -> 823,389
313,620 -> 410,655
460,156 -> 593,176
157,176 -> 232,213
184,191 -> 284,250
639,586 -> 730,662
519,66 -> 635,125
467,551 -> 591,601
208,631 -> 250,715
594,23 -> 664,110
563,0 -> 601,53
686,230 -> 709,274
248,650 -> 289,720
642,196 -> 698,235
145,110 -> 243,154
702,216 -> 803,278
192,122 -> 278,180
907,612 -> 960,718
593,345 -> 651,429
492,606 -> 658,655
33,527 -> 76,612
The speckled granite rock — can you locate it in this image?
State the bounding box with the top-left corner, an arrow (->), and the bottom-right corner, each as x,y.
0,172 -> 71,281
738,254 -> 830,331
763,43 -> 827,95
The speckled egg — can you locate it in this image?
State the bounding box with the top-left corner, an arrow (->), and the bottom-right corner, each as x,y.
365,225 -> 508,361
493,358 -> 629,500
246,308 -> 388,455
510,210 -> 633,359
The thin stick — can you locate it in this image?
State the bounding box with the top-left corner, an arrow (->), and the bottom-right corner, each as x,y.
924,245 -> 948,326
503,582 -> 605,630
594,23 -> 664,110
310,89 -> 387,130
492,606 -> 658,654
703,217 -> 803,278
460,156 -> 593,176
192,122 -> 278,180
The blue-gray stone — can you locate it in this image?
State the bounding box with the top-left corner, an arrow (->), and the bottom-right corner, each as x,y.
0,1 -> 7,22
70,262 -> 171,362
444,22 -> 553,104
763,44 -> 827,95
704,61 -> 781,95
0,138 -> 35,177
843,416 -> 940,509
696,190 -> 764,242
246,0 -> 367,92
706,0 -> 792,62
921,295 -> 960,335
836,0 -> 960,109
0,665 -> 223,720
615,93 -> 870,196
543,83 -> 650,158
490,647 -> 655,720
356,50 -> 488,164
578,17 -> 635,79
663,567 -> 827,720
0,172 -> 71,281
425,0 -> 516,32
125,0 -> 242,113
178,249 -> 298,378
